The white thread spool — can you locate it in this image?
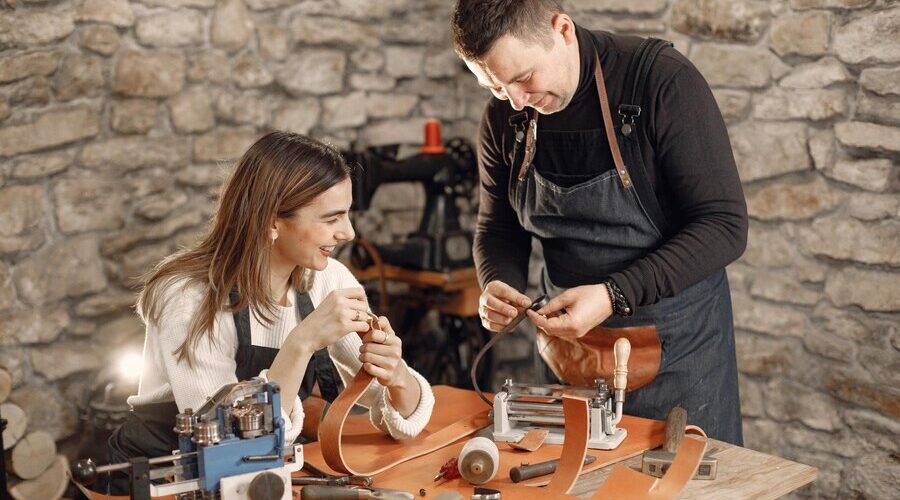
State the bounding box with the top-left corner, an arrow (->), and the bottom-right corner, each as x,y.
458,437 -> 499,485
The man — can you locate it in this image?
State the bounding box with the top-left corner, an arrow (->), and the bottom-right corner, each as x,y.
453,0 -> 748,444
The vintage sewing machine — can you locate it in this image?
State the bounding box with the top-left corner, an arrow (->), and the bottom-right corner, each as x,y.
492,338 -> 632,450
72,378 -> 303,500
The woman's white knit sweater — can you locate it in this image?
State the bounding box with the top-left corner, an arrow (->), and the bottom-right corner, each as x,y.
127,258 -> 435,445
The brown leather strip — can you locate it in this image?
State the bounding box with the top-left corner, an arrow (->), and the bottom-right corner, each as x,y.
508,428 -> 549,452
545,396 -> 590,496
594,54 -> 633,189
318,326 -> 490,476
591,434 -> 707,499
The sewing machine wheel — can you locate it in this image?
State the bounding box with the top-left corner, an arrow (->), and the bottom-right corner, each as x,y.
248,471 -> 284,500
445,138 -> 477,197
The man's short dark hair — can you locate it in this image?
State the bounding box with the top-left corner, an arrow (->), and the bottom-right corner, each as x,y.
452,0 -> 563,61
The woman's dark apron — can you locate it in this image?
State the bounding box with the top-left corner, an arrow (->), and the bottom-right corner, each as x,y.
511,36 -> 742,445
100,291 -> 342,493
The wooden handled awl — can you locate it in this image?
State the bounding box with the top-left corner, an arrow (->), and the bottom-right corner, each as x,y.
510,455 -> 597,483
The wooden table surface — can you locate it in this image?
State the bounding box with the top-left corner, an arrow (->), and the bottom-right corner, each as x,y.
570,438 -> 818,499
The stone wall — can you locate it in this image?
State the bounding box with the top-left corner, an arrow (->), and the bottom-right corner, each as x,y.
0,0 -> 896,498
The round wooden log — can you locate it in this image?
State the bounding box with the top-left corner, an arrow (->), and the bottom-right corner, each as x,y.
0,369 -> 11,403
1,402 -> 27,451
10,431 -> 56,479
9,454 -> 68,500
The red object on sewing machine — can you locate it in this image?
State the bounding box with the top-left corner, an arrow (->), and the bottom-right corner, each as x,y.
433,457 -> 461,485
421,119 -> 446,154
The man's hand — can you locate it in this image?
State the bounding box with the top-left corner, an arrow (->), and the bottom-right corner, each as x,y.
478,280 -> 531,332
526,284 -> 612,338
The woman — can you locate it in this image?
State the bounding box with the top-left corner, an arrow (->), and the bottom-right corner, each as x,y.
108,132 -> 434,474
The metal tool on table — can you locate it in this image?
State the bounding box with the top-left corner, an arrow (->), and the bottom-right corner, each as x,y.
299,484 -> 415,500
433,457 -> 461,485
509,455 -> 597,483
641,406 -> 719,480
292,461 -> 373,487
491,338 -> 632,450
71,378 -> 303,500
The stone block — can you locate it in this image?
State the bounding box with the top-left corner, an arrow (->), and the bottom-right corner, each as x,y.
135,9 -> 204,47
212,0 -> 252,52
729,122 -> 809,182
0,307 -> 69,346
277,51 -> 346,96
232,53 -> 274,89
790,0 -> 871,8
803,324 -> 856,362
752,88 -> 846,121
213,91 -> 271,127
425,50 -> 462,78
257,23 -> 288,61
169,88 -> 216,133
54,53 -> 105,101
859,67 -> 900,96
79,25 -> 120,56
0,98 -> 8,123
134,191 -> 189,221
770,12 -> 830,57
847,193 -> 899,221
102,209 -> 207,255
808,128 -> 835,171
110,99 -> 157,134
804,216 -> 900,266
739,375 -> 764,417
175,164 -> 229,187
76,0 -> 135,27
121,241 -> 174,286
10,385 -> 78,441
0,9 -> 75,49
289,15 -> 378,46
93,313 -> 145,347
844,409 -> 900,453
833,7 -> 900,64
0,260 -> 14,311
80,136 -> 189,171
13,236 -> 107,305
193,128 -> 259,163
735,333 -> 796,376
53,177 -> 127,233
385,46 -> 425,78
748,271 -> 821,305
351,49 -> 385,72
565,0 -> 669,14
779,57 -> 851,89
671,0 -> 769,42
0,185 -> 44,237
825,267 -> 900,312
825,158 -> 893,192
378,15 -> 450,45
349,73 -> 396,92
0,107 -> 100,157
8,77 -> 51,107
0,234 -> 44,255
732,292 -> 808,337
188,52 -> 231,83
746,176 -> 839,221
75,291 -> 137,318
322,91 -> 367,129
0,51 -> 59,84
366,93 -> 418,119
363,118 -> 428,145
712,89 -> 750,122
842,453 -> 900,499
271,98 -> 321,134
31,341 -> 103,381
690,43 -> 771,88
811,303 -> 870,343
835,121 -> 900,154
765,378 -> 841,431
114,51 -> 186,97
856,93 -> 900,127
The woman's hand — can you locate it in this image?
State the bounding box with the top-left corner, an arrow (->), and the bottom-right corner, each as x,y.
358,316 -> 407,388
292,287 -> 371,352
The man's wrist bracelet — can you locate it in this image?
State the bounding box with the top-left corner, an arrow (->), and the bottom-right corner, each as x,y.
603,279 -> 633,317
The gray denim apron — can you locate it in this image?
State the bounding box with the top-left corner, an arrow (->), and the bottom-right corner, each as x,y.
510,43 -> 743,445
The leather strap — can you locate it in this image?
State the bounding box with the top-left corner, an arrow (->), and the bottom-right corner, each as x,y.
593,53 -> 633,189
545,396 -> 591,496
591,434 -> 708,499
319,315 -> 488,476
508,428 -> 548,452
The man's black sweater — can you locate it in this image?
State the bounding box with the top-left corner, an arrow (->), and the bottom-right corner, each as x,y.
474,25 -> 748,308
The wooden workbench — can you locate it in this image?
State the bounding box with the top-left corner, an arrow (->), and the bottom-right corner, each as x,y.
571,438 -> 818,499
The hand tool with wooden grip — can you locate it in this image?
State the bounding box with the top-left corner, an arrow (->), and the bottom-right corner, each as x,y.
641,407 -> 718,480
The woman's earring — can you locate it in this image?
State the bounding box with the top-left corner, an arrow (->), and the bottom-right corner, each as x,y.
270,230 -> 278,243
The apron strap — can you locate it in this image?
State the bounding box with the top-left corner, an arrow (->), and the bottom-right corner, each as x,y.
295,292 -> 345,402
592,53 -> 633,189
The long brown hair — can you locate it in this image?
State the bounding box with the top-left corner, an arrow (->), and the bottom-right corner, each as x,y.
137,132 -> 352,366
